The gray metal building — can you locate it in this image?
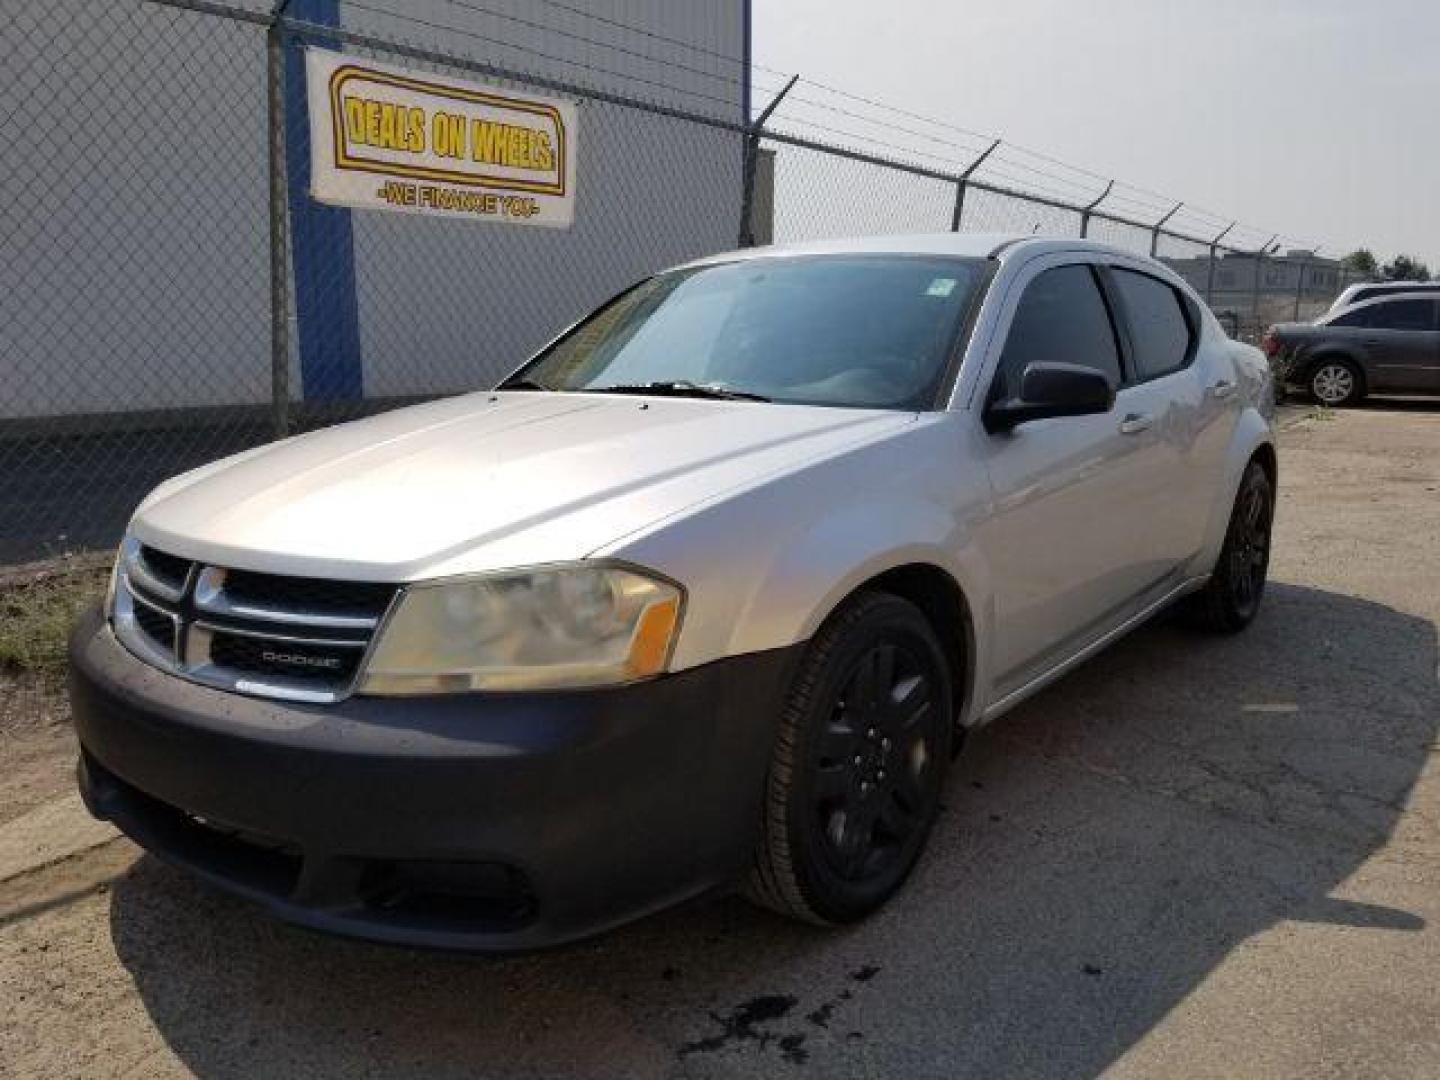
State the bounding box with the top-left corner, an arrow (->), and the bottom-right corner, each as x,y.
1,0 -> 750,423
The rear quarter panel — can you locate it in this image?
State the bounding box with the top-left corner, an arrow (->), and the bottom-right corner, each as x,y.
1194,339 -> 1275,573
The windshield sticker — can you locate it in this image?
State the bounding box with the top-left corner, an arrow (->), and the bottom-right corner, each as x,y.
925,277 -> 957,297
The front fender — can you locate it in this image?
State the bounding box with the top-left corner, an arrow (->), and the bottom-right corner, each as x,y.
602,417 -> 992,678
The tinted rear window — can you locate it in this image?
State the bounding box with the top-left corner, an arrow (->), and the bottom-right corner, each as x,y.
1368,299 -> 1437,331
1111,269 -> 1193,381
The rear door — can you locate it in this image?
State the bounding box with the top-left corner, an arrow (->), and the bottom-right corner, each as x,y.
1408,299 -> 1440,392
1101,264 -> 1229,570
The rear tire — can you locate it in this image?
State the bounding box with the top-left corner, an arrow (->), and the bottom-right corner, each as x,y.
1308,358 -> 1364,407
746,592 -> 952,925
1185,460 -> 1274,633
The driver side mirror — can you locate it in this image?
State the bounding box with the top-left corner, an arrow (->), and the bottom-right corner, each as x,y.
984,362 -> 1116,434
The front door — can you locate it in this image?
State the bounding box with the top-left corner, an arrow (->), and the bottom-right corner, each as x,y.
976,260 -> 1186,697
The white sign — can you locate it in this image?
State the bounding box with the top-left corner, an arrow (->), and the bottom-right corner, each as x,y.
305,50 -> 577,227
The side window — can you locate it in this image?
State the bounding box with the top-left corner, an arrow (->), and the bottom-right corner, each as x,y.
993,265 -> 1121,399
1331,307 -> 1371,329
1110,269 -> 1194,381
1367,299 -> 1434,332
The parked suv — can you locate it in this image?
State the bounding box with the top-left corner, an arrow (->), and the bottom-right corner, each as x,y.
1328,279 -> 1440,315
70,235 -> 1277,950
1265,293 -> 1440,405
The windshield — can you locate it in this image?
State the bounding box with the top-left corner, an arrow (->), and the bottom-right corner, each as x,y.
506,255 -> 990,409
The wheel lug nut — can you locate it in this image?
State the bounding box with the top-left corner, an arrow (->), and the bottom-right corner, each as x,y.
860,781 -> 871,793
866,727 -> 876,739
877,770 -> 886,781
881,738 -> 891,751
853,755 -> 863,767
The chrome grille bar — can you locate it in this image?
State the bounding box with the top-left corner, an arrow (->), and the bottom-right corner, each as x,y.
193,567 -> 382,631
122,537 -> 191,604
191,620 -> 370,649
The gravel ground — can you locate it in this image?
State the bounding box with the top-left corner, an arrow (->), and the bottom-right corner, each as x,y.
2,403 -> 1437,1079
0,689 -> 74,826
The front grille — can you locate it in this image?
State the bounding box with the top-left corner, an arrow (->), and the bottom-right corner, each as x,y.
112,539 -> 399,702
223,570 -> 396,620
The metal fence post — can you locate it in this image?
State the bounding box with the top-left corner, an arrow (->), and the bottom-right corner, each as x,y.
1251,234 -> 1278,340
738,74 -> 796,248
950,138 -> 1000,232
1149,201 -> 1183,257
1079,180 -> 1113,238
1293,248 -> 1315,322
265,9 -> 291,438
1205,222 -> 1236,306
1250,251 -> 1263,339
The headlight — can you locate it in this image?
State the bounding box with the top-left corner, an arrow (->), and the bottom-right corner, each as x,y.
359,563 -> 683,694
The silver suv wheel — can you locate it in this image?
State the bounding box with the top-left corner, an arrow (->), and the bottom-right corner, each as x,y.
1311,361 -> 1358,406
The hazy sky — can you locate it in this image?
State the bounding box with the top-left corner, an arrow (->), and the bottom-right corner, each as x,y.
753,0 -> 1438,268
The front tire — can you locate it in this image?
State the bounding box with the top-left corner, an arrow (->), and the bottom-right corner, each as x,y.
746,592 -> 952,925
1185,460 -> 1274,633
1309,358 -> 1364,406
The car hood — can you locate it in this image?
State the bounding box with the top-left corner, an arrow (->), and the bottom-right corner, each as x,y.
132,392 -> 915,580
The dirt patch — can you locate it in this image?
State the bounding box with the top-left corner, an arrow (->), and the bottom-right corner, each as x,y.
0,678 -> 77,827
0,556 -> 102,824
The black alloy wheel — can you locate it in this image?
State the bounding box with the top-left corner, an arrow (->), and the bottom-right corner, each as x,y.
814,640 -> 936,882
1185,460 -> 1274,633
747,592 -> 952,924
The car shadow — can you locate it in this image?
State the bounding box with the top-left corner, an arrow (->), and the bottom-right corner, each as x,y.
107,582 -> 1437,1079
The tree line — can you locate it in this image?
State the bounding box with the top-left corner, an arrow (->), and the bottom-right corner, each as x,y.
1342,249 -> 1433,282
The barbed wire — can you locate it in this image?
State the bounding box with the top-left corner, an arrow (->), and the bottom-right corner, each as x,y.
337,0 -> 747,114
442,0 -> 1332,251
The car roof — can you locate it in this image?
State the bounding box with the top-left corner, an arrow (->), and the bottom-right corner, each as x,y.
1327,290 -> 1440,317
676,233 -> 1151,270
1342,280 -> 1440,292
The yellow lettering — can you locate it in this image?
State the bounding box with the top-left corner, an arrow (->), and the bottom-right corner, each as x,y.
344,97 -> 366,144
363,99 -> 382,146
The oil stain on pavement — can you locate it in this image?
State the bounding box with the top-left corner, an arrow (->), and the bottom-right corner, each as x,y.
677,966 -> 882,1066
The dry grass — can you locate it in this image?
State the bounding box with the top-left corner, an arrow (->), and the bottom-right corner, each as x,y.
0,556 -> 110,684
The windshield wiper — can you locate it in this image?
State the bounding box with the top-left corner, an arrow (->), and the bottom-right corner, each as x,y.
585,380 -> 770,403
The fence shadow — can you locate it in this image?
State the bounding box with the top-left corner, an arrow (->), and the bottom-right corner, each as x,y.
107,582 -> 1436,1078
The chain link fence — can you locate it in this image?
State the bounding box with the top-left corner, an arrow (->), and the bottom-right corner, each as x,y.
2,0 -> 1362,572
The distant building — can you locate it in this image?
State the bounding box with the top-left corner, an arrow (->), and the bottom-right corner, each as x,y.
1162,248 -> 1346,325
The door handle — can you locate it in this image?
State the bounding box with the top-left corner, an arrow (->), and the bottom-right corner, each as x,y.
1119,413 -> 1152,435
1210,380 -> 1236,399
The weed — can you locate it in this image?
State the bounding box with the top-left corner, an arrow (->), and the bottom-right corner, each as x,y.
0,558 -> 110,682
